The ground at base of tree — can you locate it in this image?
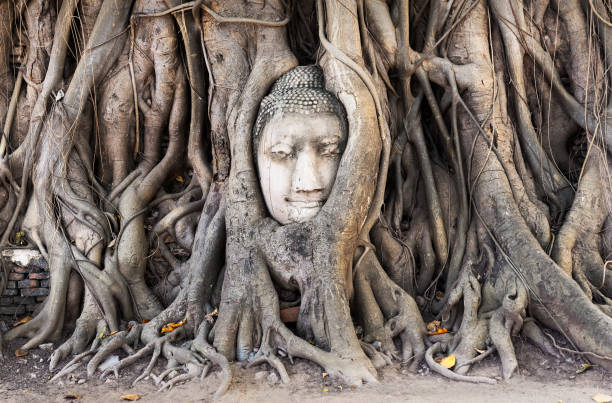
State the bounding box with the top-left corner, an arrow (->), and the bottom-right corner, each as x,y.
1,334 -> 610,403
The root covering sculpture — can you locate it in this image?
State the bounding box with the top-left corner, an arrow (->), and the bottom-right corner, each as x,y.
0,0 -> 611,396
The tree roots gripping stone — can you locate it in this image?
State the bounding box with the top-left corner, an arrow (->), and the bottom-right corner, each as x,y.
0,0 -> 611,398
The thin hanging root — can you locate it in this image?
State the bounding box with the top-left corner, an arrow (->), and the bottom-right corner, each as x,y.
50,351 -> 96,382
425,342 -> 497,384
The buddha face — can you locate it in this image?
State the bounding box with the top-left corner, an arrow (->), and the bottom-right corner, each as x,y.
257,112 -> 347,225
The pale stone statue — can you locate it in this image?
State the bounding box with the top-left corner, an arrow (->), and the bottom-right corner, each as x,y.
254,66 -> 347,224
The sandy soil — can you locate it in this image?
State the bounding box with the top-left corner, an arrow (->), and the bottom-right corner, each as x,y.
1,332 -> 610,403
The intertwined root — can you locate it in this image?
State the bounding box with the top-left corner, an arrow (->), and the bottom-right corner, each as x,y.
49,319 -> 231,397
354,249 -> 426,371
433,259 -> 530,381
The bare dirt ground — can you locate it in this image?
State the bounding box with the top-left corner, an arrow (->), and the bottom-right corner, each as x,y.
1,329 -> 610,403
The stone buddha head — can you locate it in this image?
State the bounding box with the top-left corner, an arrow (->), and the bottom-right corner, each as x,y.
254,66 -> 348,225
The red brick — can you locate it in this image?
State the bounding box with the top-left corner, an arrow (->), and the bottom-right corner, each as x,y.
8,272 -> 25,281
28,272 -> 49,280
12,266 -> 30,274
21,288 -> 49,297
18,279 -> 39,288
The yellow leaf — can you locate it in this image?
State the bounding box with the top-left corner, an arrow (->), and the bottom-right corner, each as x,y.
439,354 -> 456,369
205,308 -> 218,323
593,393 -> 612,403
169,317 -> 187,328
322,372 -> 328,378
120,394 -> 141,401
176,176 -> 184,183
323,389 -> 328,393
12,316 -> 32,327
576,363 -> 592,374
15,349 -> 28,357
427,328 -> 449,336
161,326 -> 174,334
98,326 -> 107,339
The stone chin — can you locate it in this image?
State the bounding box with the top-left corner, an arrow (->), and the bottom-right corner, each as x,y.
285,204 -> 324,224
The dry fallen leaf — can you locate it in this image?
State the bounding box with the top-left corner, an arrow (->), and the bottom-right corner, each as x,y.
120,394 -> 141,401
15,349 -> 28,357
426,320 -> 441,332
64,393 -> 82,400
205,308 -> 218,323
322,372 -> 329,378
176,175 -> 184,183
161,317 -> 187,334
12,316 -> 32,327
592,393 -> 612,403
427,328 -> 449,336
439,354 -> 456,369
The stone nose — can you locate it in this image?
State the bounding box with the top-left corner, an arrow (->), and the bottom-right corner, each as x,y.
292,149 -> 324,194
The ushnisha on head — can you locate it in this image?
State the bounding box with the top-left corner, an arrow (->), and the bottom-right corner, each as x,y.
254,65 -> 348,225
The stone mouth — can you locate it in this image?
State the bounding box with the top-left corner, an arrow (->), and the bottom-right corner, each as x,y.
285,199 -> 325,208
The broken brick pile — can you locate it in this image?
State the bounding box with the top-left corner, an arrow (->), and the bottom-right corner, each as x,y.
1,248 -> 49,321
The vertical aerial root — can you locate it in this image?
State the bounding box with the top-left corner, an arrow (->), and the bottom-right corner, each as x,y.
489,310 -> 518,379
